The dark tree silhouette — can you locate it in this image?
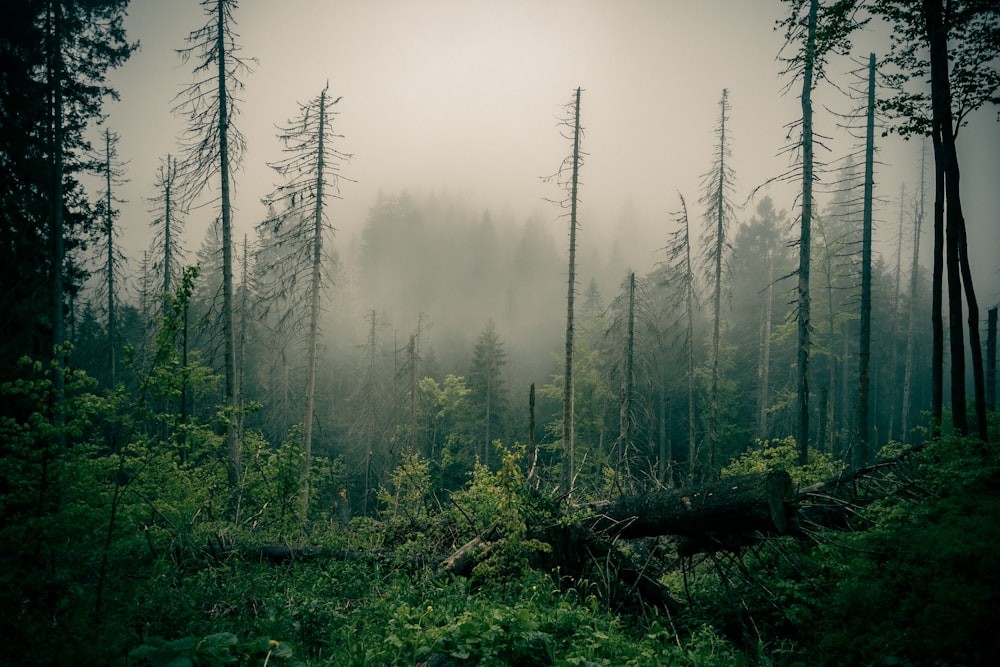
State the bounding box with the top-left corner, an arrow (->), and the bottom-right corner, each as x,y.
174,0 -> 254,487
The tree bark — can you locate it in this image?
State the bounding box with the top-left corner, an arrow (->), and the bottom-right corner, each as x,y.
216,0 -> 240,489
854,53 -> 876,469
901,149 -> 925,443
301,86 -> 328,517
797,0 -> 818,465
988,307 -> 997,412
584,471 -> 795,540
561,87 -> 582,497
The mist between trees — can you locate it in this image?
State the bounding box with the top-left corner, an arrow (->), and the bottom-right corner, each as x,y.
64,171 -> 944,500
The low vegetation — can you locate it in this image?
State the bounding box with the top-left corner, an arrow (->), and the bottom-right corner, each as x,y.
3,356 -> 997,666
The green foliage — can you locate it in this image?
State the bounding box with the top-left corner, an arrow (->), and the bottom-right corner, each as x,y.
721,436 -> 842,485
688,435 -> 1000,666
130,633 -> 299,667
376,452 -> 438,551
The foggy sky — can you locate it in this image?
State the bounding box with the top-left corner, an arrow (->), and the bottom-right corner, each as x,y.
102,0 -> 999,308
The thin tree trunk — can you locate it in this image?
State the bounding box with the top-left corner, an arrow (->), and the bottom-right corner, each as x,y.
216,0 -> 240,488
796,0 -> 818,465
618,272 -> 636,482
901,148 -> 925,442
238,234 -> 249,439
887,183 -> 906,443
707,90 -> 731,474
48,0 -> 66,456
561,87 -> 582,497
757,249 -> 775,439
686,249 -> 696,484
987,307 -> 997,412
854,53 -> 876,469
163,155 -> 174,296
104,130 -> 117,387
301,87 -> 327,517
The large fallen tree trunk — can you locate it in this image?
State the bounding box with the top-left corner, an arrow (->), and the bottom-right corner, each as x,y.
583,471 -> 795,540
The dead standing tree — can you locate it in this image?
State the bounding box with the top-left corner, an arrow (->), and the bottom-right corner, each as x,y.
94,128 -> 128,388
148,154 -> 187,313
776,0 -> 859,464
543,87 -> 585,497
174,0 -> 253,489
659,194 -> 699,483
259,83 -> 349,517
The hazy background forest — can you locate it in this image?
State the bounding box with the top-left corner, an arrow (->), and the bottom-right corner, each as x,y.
59,0 -> 996,498
2,0 -> 999,664
60,3 -> 1000,496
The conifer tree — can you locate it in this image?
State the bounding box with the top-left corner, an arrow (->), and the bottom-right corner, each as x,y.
94,128 -> 127,387
660,194 -> 698,482
777,0 -> 858,463
148,154 -> 186,313
259,83 -> 349,516
544,87 -> 584,496
469,318 -> 508,467
699,89 -> 736,474
174,0 -> 253,487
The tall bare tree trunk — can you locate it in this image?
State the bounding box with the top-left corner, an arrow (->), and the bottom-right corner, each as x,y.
300,87 -> 328,516
103,130 -> 117,388
48,0 -> 66,454
561,87 -> 582,497
901,148 -> 925,443
618,272 -> 636,482
757,250 -> 775,439
796,0 -> 818,465
706,89 -> 732,474
214,0 -> 240,488
887,183 -> 905,443
988,307 -> 997,412
854,53 -> 876,469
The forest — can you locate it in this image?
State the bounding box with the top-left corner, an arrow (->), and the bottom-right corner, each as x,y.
1,0 -> 998,665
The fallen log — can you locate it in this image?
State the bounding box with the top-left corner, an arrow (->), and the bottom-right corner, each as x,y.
584,471 -> 795,540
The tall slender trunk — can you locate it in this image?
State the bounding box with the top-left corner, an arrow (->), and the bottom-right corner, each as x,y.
930,130 -> 945,437
659,388 -> 670,486
987,307 -> 997,412
757,250 -> 775,439
301,87 -> 327,516
561,87 -> 582,497
484,367 -> 492,467
901,148 -> 925,443
796,0 -> 818,465
104,130 -> 117,387
362,310 -> 377,516
618,272 -> 636,481
887,183 -> 906,443
238,234 -> 249,439
854,53 -> 876,469
163,155 -> 174,297
48,0 -> 66,459
216,0 -> 240,488
683,210 -> 697,483
708,90 -> 729,474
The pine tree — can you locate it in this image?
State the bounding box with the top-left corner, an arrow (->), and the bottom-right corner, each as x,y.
544,87 -> 585,496
469,318 -> 508,467
258,83 -> 349,516
174,0 -> 254,489
777,0 -> 858,463
699,88 -> 736,474
94,128 -> 128,388
148,154 -> 186,314
660,194 -> 698,483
